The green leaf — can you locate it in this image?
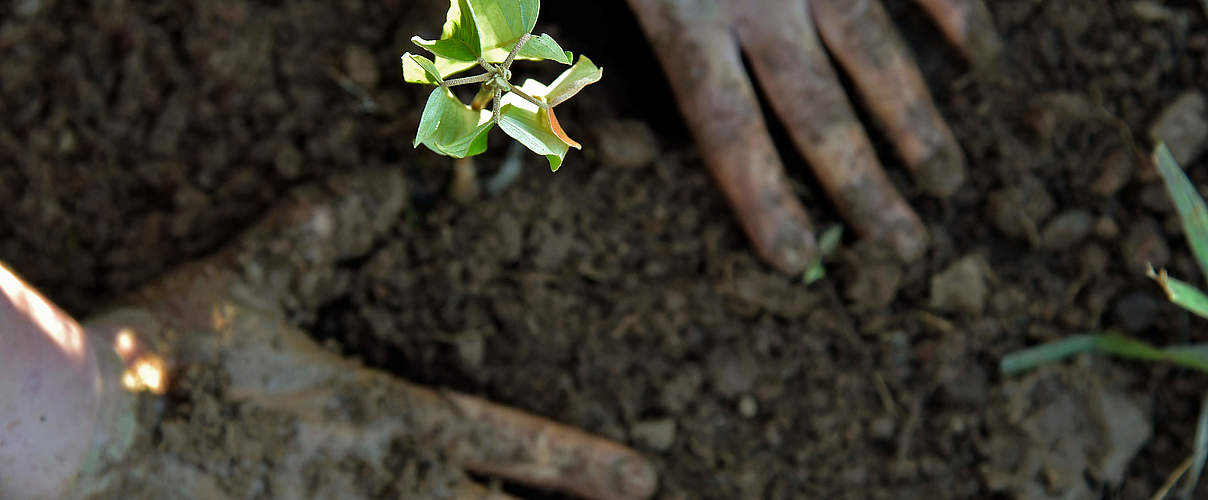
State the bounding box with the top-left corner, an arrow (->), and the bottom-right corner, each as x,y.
515,33 -> 571,64
401,53 -> 444,85
1148,265 -> 1208,320
417,0 -> 541,76
468,0 -> 540,61
1154,141 -> 1208,284
498,80 -> 568,170
412,0 -> 482,62
414,87 -> 493,158
545,55 -> 603,107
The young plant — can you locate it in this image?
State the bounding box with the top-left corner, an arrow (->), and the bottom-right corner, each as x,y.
401,0 -> 602,171
1000,143 -> 1208,499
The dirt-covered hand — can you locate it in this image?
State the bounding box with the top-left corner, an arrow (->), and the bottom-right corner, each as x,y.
76,169 -> 657,500
626,0 -> 1001,272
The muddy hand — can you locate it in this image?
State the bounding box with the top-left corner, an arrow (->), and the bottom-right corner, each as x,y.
81,169 -> 657,500
626,0 -> 1000,272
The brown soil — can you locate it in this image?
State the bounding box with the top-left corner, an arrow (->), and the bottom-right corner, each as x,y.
4,0 -> 1208,498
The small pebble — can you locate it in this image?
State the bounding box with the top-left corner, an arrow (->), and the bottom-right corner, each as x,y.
1094,216 -> 1119,240
738,395 -> 758,418
987,176 -> 1055,242
456,333 -> 484,368
708,347 -> 759,398
1090,148 -> 1134,196
1040,209 -> 1094,250
661,365 -> 703,413
1149,91 -> 1207,166
631,418 -> 676,452
930,255 -> 988,315
869,415 -> 896,441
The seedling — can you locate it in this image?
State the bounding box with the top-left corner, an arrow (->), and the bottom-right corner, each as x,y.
1000,143 -> 1208,499
401,0 -> 602,171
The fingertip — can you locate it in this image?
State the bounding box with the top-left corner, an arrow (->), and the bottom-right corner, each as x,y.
610,452 -> 659,500
914,142 -> 967,198
764,217 -> 820,275
885,211 -> 930,263
962,25 -> 1004,68
912,0 -> 1003,67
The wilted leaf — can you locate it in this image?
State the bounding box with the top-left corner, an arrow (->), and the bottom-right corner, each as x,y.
545,107 -> 580,149
414,87 -> 494,158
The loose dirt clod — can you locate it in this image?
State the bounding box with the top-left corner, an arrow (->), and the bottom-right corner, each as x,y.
930,255 -> 988,315
1041,209 -> 1094,250
980,362 -> 1151,498
987,176 -> 1056,243
631,419 -> 677,452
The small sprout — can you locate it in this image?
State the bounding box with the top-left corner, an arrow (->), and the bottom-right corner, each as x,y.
802,224 -> 843,285
402,0 -> 602,171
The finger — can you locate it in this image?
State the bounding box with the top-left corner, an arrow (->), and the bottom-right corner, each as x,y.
113,294 -> 656,500
443,391 -> 659,500
733,0 -> 928,261
811,0 -> 967,198
626,0 -> 819,273
451,480 -> 523,500
912,0 -> 1002,66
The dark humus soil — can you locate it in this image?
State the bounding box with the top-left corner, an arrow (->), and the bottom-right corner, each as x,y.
3,0 -> 1208,498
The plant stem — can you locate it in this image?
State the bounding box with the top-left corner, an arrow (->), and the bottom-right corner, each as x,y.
502,33 -> 532,70
476,57 -> 496,73
442,73 -> 492,88
507,84 -> 547,110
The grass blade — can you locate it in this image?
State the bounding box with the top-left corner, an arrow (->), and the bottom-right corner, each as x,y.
1180,392 -> 1208,499
1149,265 -> 1208,320
1153,142 -> 1208,284
999,335 -> 1099,375
1001,333 -> 1208,375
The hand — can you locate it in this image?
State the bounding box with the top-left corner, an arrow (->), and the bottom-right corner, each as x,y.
6,169 -> 656,500
625,0 -> 1000,272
